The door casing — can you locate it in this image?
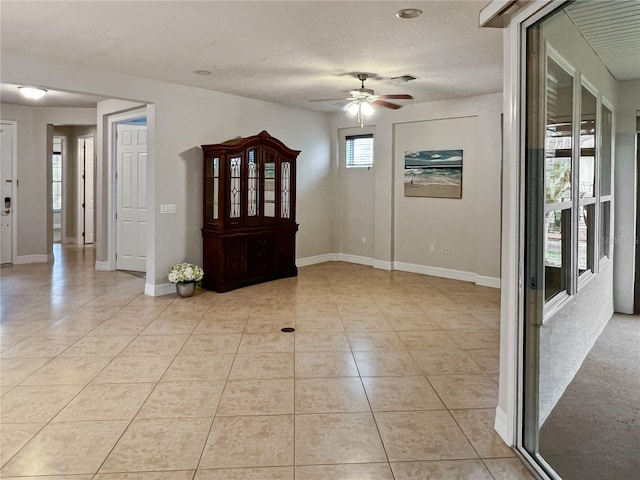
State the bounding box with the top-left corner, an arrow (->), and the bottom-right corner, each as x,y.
105,108 -> 149,273
0,120 -> 17,264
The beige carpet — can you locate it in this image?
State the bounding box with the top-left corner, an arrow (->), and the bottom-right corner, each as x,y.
540,313 -> 640,479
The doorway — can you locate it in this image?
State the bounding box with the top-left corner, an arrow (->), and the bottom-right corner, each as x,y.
0,121 -> 16,264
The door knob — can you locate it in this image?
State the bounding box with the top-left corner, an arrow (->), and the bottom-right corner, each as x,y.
4,210 -> 10,214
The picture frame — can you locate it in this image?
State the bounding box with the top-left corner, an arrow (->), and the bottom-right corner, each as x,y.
404,149 -> 463,198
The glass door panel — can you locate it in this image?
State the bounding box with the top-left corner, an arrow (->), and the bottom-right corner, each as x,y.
229,156 -> 241,220
523,3 -> 625,479
264,150 -> 276,218
247,149 -> 260,218
281,161 -> 291,219
206,157 -> 219,222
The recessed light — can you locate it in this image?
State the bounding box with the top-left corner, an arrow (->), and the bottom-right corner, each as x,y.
194,70 -> 212,76
396,8 -> 423,19
18,86 -> 48,100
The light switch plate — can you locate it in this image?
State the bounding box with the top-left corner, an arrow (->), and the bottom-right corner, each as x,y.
160,204 -> 176,214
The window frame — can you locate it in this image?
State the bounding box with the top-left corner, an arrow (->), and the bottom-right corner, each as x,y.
541,44 -> 614,319
52,136 -> 63,213
576,79 -> 598,283
543,47 -> 576,314
598,100 -> 614,266
345,133 -> 374,169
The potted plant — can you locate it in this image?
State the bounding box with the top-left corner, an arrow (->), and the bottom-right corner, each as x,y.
168,263 -> 204,298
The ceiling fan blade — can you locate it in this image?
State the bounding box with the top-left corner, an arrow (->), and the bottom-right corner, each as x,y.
309,97 -> 349,102
373,99 -> 403,110
377,94 -> 413,100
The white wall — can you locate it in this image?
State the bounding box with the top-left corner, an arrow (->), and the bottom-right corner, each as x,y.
337,126 -> 375,261
2,51 -> 333,289
332,93 -> 502,283
0,103 -> 96,260
614,80 -> 640,313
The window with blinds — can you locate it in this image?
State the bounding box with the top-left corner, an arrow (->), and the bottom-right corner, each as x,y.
345,134 -> 373,168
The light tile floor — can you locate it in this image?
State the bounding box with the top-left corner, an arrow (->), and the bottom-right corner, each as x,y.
0,245 -> 536,479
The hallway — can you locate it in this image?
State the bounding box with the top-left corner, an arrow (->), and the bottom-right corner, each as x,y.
0,245 -> 534,479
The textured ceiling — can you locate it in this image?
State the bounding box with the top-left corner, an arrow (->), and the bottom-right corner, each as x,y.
0,0 -> 503,111
0,83 -> 110,108
3,1 -> 636,112
565,0 -> 640,81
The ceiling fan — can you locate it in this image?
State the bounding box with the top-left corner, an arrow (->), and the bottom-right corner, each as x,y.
312,73 -> 414,127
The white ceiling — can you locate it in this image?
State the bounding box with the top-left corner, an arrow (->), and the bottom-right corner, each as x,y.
565,0 -> 640,81
0,83 -> 110,108
0,0 -> 503,112
1,1 -> 637,112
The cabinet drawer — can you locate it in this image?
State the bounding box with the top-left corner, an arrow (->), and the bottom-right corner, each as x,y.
246,236 -> 276,278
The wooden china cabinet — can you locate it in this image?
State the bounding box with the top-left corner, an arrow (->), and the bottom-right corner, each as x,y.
200,131 -> 300,292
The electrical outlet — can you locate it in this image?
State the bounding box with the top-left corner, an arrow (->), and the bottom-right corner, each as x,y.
362,237 -> 367,244
444,245 -> 451,255
430,244 -> 436,253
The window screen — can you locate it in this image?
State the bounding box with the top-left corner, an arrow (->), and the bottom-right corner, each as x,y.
346,134 -> 373,168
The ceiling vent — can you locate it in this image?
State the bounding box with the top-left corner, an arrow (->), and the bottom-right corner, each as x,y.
391,75 -> 418,82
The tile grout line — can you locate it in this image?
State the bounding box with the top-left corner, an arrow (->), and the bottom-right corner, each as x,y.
0,302 -> 141,475
192,300 -> 244,477
349,305 -> 397,480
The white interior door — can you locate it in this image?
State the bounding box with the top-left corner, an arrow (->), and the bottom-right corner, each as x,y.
83,137 -> 95,244
116,123 -> 147,271
1,122 -> 14,264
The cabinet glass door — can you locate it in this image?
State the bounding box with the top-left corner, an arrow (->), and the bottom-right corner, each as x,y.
247,149 -> 260,219
229,156 -> 241,220
264,150 -> 276,218
281,161 -> 291,219
205,157 -> 219,223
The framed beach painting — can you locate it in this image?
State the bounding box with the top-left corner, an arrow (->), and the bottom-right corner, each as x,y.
404,149 -> 463,198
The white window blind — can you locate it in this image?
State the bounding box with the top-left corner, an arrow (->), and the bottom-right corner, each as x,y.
346,134 -> 373,168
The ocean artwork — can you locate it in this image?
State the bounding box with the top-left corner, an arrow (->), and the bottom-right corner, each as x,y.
404,149 -> 463,198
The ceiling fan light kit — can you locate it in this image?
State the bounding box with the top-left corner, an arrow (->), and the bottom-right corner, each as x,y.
346,98 -> 375,128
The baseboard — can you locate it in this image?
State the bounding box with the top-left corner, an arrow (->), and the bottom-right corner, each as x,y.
298,253 -> 390,270
94,260 -> 112,271
494,406 -> 513,445
476,275 -> 501,289
14,254 -> 53,264
296,253 -> 338,267
393,261 -> 500,288
145,282 -> 175,297
62,236 -> 78,245
298,255 -> 500,287
336,253 -> 374,266
373,259 -> 393,270
394,261 -> 477,283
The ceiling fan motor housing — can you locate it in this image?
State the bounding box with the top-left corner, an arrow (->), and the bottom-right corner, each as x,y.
351,87 -> 375,97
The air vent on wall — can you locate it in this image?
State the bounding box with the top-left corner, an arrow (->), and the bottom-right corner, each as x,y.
391,75 -> 418,82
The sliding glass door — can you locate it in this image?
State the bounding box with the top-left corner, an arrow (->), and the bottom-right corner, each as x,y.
522,2 -> 617,478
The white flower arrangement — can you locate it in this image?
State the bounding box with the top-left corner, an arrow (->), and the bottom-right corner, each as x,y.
168,263 -> 204,284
